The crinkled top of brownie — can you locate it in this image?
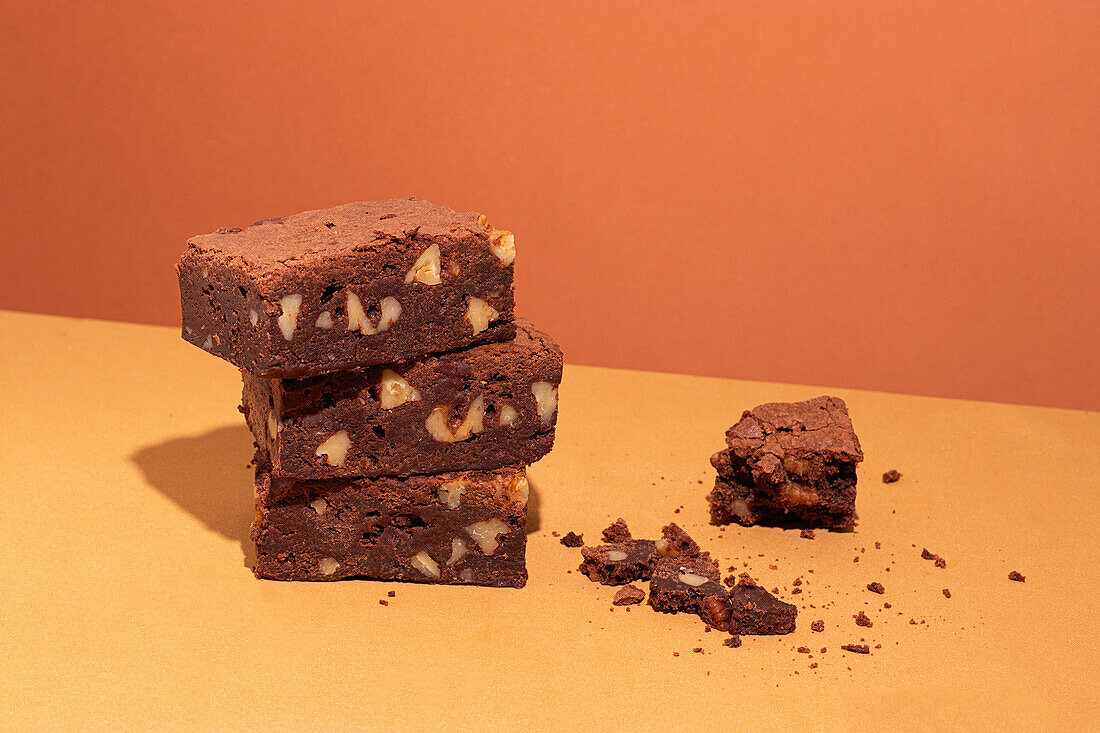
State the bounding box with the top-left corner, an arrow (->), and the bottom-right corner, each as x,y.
724,395 -> 863,467
185,197 -> 490,268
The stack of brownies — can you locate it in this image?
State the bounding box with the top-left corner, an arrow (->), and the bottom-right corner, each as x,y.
176,198 -> 562,587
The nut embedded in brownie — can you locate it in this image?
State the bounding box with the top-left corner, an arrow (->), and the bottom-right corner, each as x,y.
648,555 -> 725,614
698,574 -> 798,635
708,395 -> 864,529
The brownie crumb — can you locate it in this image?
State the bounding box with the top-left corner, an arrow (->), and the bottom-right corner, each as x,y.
791,588 -> 802,594
942,588 -> 951,598
810,662 -> 818,669
792,578 -> 802,586
724,636 -> 742,648
601,519 -> 632,543
1008,571 -> 1026,583
883,602 -> 892,609
800,529 -> 816,540
737,572 -> 756,587
811,620 -> 825,632
921,548 -> 947,567
854,611 -> 873,628
378,600 -> 388,606
387,590 -> 395,598
797,646 -> 811,654
882,470 -> 901,483
867,582 -> 885,594
560,532 -> 584,548
692,647 -> 704,654
613,584 -> 646,606
842,644 -> 870,654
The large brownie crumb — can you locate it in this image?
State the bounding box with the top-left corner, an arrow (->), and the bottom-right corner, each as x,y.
724,635 -> 742,648
882,470 -> 901,483
854,611 -> 873,627
811,620 -> 825,632
560,532 -> 584,548
867,582 -> 885,594
602,519 -> 633,543
842,644 -> 870,654
942,588 -> 951,598
613,584 -> 646,606
1008,571 -> 1026,583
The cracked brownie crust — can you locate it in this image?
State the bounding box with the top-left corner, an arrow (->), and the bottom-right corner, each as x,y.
178,198 -> 516,378
242,319 -> 562,478
708,396 -> 863,528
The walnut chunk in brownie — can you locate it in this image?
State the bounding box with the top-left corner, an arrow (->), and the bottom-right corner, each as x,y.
708,396 -> 863,529
649,556 -> 724,614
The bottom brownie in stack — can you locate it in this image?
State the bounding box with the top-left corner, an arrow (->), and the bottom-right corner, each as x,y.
251,461 -> 530,587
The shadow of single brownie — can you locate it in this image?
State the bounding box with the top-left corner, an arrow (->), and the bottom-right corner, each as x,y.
708,395 -> 863,528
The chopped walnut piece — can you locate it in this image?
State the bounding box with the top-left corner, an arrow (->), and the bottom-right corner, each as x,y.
464,519 -> 511,555
488,230 -> 516,266
277,294 -> 302,340
404,243 -> 442,285
379,369 -> 422,409
347,292 -> 401,335
309,498 -> 327,515
315,311 -> 333,329
498,404 -> 519,427
438,481 -> 464,509
447,538 -> 468,566
318,557 -> 339,576
531,381 -> 558,425
424,395 -> 486,442
465,297 -> 499,335
315,430 -> 351,467
410,551 -> 440,579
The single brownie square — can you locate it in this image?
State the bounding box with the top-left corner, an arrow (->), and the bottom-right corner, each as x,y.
698,576 -> 797,634
178,198 -> 516,378
708,395 -> 863,528
241,319 -> 562,478
251,462 -> 529,587
648,555 -> 725,614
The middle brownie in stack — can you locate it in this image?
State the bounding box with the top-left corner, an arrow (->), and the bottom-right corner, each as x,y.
177,197 -> 561,587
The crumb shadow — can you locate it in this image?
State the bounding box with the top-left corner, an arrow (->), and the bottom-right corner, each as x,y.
526,476 -> 542,535
130,424 -> 257,567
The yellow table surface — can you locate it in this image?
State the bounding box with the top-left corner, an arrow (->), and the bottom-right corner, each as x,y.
2,311 -> 1097,730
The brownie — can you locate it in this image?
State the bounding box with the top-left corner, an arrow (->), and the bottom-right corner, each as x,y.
251,462 -> 529,587
648,555 -> 724,614
578,522 -> 704,585
241,319 -> 562,478
708,396 -> 864,528
613,584 -> 646,606
579,539 -> 659,585
178,198 -> 517,378
699,576 -> 797,635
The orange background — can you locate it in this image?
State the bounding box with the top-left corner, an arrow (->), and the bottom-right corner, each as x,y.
2,1 -> 1098,410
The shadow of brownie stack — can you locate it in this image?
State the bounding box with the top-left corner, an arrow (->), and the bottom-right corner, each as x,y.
176,198 -> 562,587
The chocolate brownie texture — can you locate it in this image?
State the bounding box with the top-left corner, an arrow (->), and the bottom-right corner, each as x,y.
708,396 -> 863,528
178,198 -> 517,378
699,576 -> 797,635
241,319 -> 562,478
560,532 -> 584,548
251,461 -> 529,586
648,556 -> 724,614
578,522 -> 705,585
613,584 -> 646,606
579,539 -> 659,585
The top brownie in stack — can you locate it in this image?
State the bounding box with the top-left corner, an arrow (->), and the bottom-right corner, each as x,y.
177,197 -> 517,377
708,396 -> 863,528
